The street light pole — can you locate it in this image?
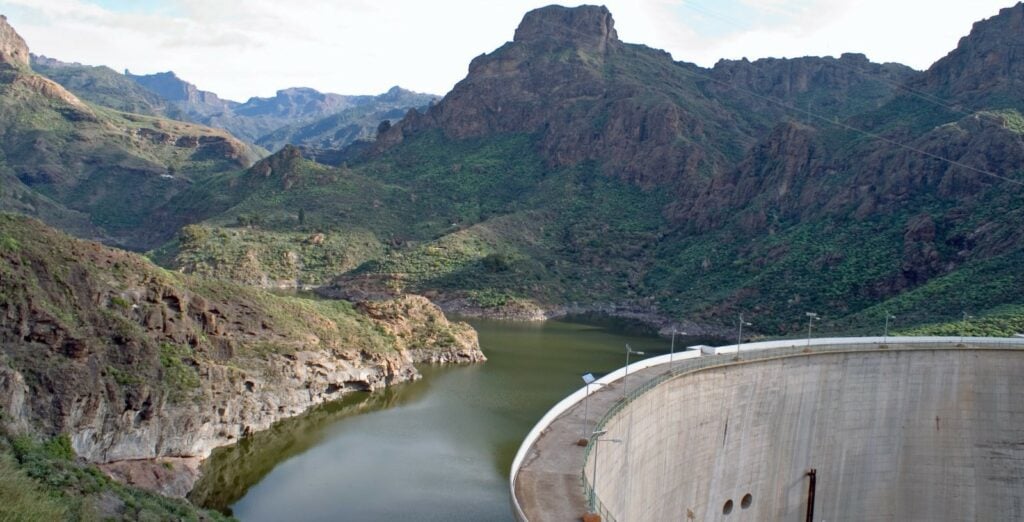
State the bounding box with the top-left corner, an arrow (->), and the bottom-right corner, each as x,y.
738,313 -> 751,349
623,344 -> 645,398
883,312 -> 896,344
588,430 -> 622,513
579,373 -> 603,442
961,311 -> 972,344
805,312 -> 819,346
669,328 -> 676,370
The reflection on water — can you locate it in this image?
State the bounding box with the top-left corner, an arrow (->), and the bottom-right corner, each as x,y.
195,317 -> 718,521
189,380 -> 431,512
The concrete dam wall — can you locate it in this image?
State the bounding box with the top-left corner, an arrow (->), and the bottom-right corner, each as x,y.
586,348 -> 1024,521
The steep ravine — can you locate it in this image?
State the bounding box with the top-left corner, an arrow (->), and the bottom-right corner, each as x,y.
0,214 -> 484,499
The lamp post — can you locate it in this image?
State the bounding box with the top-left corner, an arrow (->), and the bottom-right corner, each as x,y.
623,344 -> 645,398
587,429 -> 622,513
669,327 -> 676,370
961,311 -> 972,344
883,312 -> 896,344
579,373 -> 604,442
737,313 -> 752,349
805,312 -> 820,346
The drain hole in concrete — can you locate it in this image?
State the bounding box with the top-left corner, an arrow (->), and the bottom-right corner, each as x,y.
741,493 -> 752,509
723,499 -> 733,515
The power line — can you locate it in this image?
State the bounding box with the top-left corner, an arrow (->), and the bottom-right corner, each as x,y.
676,1 -> 975,119
671,63 -> 1024,187
522,15 -> 1024,188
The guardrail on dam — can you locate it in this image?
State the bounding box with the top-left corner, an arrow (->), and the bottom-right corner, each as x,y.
510,336 -> 1024,522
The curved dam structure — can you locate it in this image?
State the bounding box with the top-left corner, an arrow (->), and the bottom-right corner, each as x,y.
510,337 -> 1024,521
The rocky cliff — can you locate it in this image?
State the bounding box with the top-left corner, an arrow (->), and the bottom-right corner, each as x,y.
918,3 -> 1024,105
372,5 -> 914,194
0,214 -> 483,497
0,14 -> 28,69
125,70 -> 234,116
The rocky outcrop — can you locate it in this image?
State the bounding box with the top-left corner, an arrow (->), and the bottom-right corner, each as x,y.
356,295 -> 485,364
0,15 -> 29,69
919,3 -> 1024,103
125,70 -> 234,115
685,121 -> 825,232
709,53 -> 917,124
513,4 -> 619,52
897,213 -> 945,288
371,4 -> 914,195
0,215 -> 483,497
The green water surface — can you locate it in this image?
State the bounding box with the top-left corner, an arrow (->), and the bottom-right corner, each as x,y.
192,318 -> 711,521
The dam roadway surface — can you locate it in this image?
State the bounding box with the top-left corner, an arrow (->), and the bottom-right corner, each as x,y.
511,338 -> 1024,522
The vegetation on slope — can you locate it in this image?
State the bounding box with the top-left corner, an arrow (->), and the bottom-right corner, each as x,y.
899,304 -> 1024,337
0,63 -> 259,249
30,55 -> 177,118
0,433 -> 229,521
0,213 -> 478,469
11,5 -> 1024,339
159,110 -> 1024,336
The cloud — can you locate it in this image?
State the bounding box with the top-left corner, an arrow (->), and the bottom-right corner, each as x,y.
0,0 -> 1016,101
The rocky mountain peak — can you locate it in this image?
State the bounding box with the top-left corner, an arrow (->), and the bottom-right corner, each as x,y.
0,15 -> 30,69
513,4 -> 618,52
923,2 -> 1024,100
276,87 -> 322,98
248,143 -> 303,179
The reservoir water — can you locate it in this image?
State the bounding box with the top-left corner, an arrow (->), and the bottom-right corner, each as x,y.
192,317 -> 710,520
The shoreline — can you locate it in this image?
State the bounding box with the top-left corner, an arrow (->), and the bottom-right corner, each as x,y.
435,297 -> 733,339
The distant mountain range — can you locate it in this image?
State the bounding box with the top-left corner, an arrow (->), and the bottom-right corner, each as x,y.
31,55 -> 439,150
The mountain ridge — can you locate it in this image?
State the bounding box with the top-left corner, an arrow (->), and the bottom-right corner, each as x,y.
0,16 -> 260,249
5,4 -> 1024,334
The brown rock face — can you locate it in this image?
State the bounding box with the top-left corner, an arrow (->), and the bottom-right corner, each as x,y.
921,3 -> 1024,102
373,5 -> 916,197
373,4 -> 737,192
687,121 -> 823,232
356,295 -> 485,364
513,4 -> 618,52
709,53 -> 916,120
0,15 -> 29,69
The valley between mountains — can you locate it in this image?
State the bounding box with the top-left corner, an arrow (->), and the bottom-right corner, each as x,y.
1,3 -> 1023,519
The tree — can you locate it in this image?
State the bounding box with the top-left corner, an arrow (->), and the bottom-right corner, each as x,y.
481,253 -> 512,273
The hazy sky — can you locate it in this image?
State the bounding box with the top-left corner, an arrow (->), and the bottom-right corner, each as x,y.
1,0 -> 1016,101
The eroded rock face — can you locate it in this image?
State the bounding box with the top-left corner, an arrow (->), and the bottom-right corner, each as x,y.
357,295 -> 485,364
513,4 -> 618,52
921,3 -> 1024,101
0,15 -> 29,69
0,215 -> 483,497
372,4 -> 916,196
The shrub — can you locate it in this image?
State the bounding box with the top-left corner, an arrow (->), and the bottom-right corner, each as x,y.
481,253 -> 511,273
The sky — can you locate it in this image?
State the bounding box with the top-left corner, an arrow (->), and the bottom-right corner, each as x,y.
0,0 -> 1016,102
